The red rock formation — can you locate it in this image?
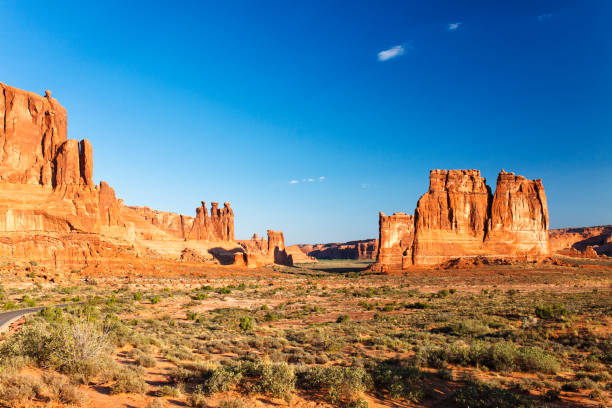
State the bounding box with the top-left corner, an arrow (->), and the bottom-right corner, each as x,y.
550,225 -> 612,257
186,201 -> 234,242
413,170 -> 491,265
297,239 -> 378,260
371,213 -> 415,271
267,229 -> 293,266
0,82 -> 294,270
128,206 -> 193,239
98,181 -> 123,227
0,84 -> 67,184
79,139 -> 94,186
372,169 -> 551,271
484,171 -> 550,258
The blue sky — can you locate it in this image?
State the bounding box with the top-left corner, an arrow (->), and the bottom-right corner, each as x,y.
1,1 -> 610,244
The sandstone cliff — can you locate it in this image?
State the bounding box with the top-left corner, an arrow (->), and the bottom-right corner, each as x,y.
0,82 -> 285,270
297,239 -> 378,260
550,225 -> 612,257
371,169 -> 551,271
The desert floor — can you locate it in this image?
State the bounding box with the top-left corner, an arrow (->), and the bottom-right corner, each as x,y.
0,257 -> 610,408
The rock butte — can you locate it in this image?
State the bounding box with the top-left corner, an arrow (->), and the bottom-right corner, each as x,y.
0,82 -> 292,270
371,169 -> 551,271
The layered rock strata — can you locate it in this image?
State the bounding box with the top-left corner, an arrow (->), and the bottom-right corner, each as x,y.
371,169 -> 551,271
298,239 -> 378,260
0,82 -> 287,270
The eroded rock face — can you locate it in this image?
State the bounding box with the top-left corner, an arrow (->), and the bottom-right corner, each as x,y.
0,82 -> 294,270
371,213 -> 414,272
0,84 -> 67,184
413,170 -> 491,265
484,171 -> 550,258
550,225 -> 612,257
187,201 -> 234,242
298,239 -> 378,260
372,169 -> 551,270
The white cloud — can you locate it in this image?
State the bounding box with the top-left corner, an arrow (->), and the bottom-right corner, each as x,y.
537,13 -> 552,22
377,45 -> 405,62
448,22 -> 461,31
319,176 -> 325,181
308,178 -> 314,182
289,180 -> 299,184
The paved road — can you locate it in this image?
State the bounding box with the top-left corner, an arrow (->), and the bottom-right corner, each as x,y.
0,304 -> 73,332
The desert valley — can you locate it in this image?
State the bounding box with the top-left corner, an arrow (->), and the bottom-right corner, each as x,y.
0,81 -> 609,408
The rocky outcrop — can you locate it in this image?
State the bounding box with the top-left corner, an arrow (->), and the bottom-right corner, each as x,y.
298,239 -> 378,260
371,169 -> 551,271
235,230 -> 295,267
550,225 -> 612,257
187,201 -> 234,242
374,213 -> 415,271
484,171 -> 550,258
412,169 -> 491,265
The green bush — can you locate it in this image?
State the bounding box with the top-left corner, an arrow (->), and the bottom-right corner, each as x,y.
205,365 -> 243,395
370,360 -> 424,401
254,362 -> 295,401
133,292 -> 143,301
535,304 -> 570,321
239,316 -> 254,332
150,295 -> 161,304
296,365 -> 371,404
110,366 -> 148,394
455,381 -> 533,408
518,346 -> 560,374
336,314 -> 350,323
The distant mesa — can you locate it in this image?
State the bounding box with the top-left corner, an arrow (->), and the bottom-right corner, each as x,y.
371,169 -> 552,271
0,82 -> 293,270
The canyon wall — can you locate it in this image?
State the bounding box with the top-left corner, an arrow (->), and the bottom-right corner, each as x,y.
372,169 -> 551,270
550,225 -> 612,257
0,82 -> 286,270
298,239 -> 378,260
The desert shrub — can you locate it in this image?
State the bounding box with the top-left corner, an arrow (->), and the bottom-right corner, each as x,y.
2,302 -> 18,310
42,372 -> 87,405
436,289 -> 450,298
151,295 -> 161,304
0,373 -> 44,407
133,292 -> 143,301
192,292 -> 208,300
487,342 -> 519,372
205,365 -> 242,395
296,365 -> 371,404
370,360 -> 425,401
40,307 -> 65,323
0,320 -> 112,380
156,384 -> 182,397
253,362 -> 295,401
21,295 -> 37,307
217,286 -> 232,295
407,301 -> 430,309
110,366 -> 148,394
147,399 -> 166,408
188,386 -> 207,407
239,316 -> 254,332
535,304 -> 570,321
337,314 -> 350,323
518,346 -> 560,374
455,381 -> 533,408
449,319 -> 490,336
135,352 -> 157,368
219,398 -> 246,408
